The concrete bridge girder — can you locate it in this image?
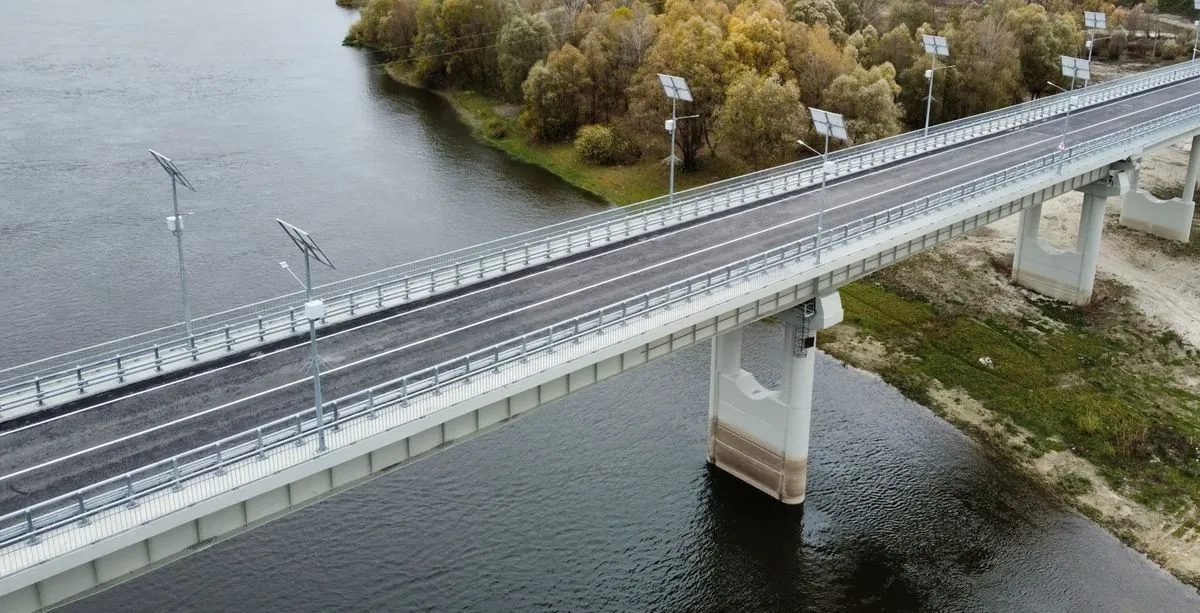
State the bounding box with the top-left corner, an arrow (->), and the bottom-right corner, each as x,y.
1120,134 -> 1200,243
707,293 -> 843,505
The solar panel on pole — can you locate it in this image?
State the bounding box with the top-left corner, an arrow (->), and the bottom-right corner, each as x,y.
1061,56 -> 1090,81
809,108 -> 849,143
1083,11 -> 1105,30
921,34 -> 949,57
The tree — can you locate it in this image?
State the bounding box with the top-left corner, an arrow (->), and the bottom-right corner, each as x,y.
940,15 -> 1023,119
782,22 -> 854,108
724,0 -> 792,78
714,72 -> 810,169
789,0 -> 846,35
888,0 -> 935,33
822,63 -> 903,143
521,44 -> 591,141
439,0 -> 506,91
869,24 -> 921,74
628,14 -> 728,171
345,0 -> 420,53
498,13 -> 556,101
1005,4 -> 1080,98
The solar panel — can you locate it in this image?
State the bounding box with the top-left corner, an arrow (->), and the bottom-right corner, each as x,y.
1060,56 -> 1091,81
1083,11 -> 1106,30
148,149 -> 196,192
657,73 -> 693,102
921,34 -> 949,57
277,219 -> 336,269
809,107 -> 849,142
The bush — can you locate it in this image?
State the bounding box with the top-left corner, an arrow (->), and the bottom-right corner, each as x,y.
573,124 -> 638,165
1160,40 -> 1182,60
1107,27 -> 1128,60
483,118 -> 506,139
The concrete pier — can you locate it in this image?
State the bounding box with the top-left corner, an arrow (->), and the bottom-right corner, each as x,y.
707,293 -> 843,504
1012,167 -> 1130,305
1120,136 -> 1199,242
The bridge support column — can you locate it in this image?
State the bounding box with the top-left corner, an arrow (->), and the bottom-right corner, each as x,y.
707,293 -> 843,504
1011,167 -> 1130,305
1120,140 -> 1199,242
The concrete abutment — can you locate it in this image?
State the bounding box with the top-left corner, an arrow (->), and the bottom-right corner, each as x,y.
1120,135 -> 1199,242
707,293 -> 843,504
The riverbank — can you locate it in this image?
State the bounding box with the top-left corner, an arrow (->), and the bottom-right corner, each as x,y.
378,65 -> 1200,587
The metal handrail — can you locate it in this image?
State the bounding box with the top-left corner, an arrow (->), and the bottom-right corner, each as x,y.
3,98 -> 1197,572
2,60 -> 1199,421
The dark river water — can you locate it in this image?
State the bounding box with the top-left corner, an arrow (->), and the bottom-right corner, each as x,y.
3,1 -> 1199,611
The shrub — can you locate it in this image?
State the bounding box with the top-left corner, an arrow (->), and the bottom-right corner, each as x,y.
484,118 -> 506,139
1107,27 -> 1128,60
574,124 -> 637,165
1160,40 -> 1182,60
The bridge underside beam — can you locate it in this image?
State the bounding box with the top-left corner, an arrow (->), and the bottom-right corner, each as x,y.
1120,135 -> 1200,242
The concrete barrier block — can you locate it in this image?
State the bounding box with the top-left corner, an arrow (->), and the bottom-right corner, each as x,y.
199,505 -> 247,541
567,365 -> 596,392
95,542 -> 150,584
245,486 -> 290,524
540,376 -> 568,403
37,563 -> 96,608
409,426 -> 442,457
331,456 -> 371,488
647,338 -> 671,360
0,584 -> 39,613
444,412 -> 477,442
510,388 -> 538,414
289,470 -> 333,505
370,439 -> 409,472
148,522 -> 199,562
477,399 -> 509,428
595,355 -> 622,381
622,346 -> 647,368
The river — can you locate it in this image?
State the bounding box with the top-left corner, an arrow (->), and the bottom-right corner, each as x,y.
3,1 -> 1199,611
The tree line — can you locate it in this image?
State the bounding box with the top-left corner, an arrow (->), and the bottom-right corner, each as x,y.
345,0 -> 1187,172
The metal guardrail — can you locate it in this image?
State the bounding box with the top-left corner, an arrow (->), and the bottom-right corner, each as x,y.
3,96 -> 1199,574
3,59 -> 1200,421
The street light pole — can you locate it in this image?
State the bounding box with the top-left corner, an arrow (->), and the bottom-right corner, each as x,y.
804,108 -> 849,265
149,149 -> 197,348
658,73 -> 694,207
277,219 -> 337,453
921,34 -> 950,137
1193,1 -> 1200,61
1083,11 -> 1106,87
1058,55 -> 1090,150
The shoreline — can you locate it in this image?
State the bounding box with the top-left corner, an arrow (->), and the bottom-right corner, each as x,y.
377,63 -> 1200,588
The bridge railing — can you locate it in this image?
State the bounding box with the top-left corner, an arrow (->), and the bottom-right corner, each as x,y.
3,59 -> 1199,421
3,97 -> 1200,576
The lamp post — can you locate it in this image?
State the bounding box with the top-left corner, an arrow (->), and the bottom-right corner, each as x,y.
277,219 -> 337,453
1059,55 -> 1091,150
921,34 -> 950,137
148,149 -> 198,349
801,108 -> 849,265
657,73 -> 695,206
1083,11 -> 1106,87
1193,0 -> 1200,61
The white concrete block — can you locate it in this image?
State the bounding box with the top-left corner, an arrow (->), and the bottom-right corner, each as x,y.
510,388 -> 538,414
289,470 -> 333,505
37,562 -> 95,607
444,412 -> 477,442
478,399 -> 509,428
245,486 -> 290,524
671,328 -> 694,350
94,542 -> 150,584
409,426 -> 442,456
331,456 -> 371,488
370,439 -> 409,472
567,366 -> 596,392
540,376 -> 568,403
147,522 -> 199,562
198,505 -> 247,541
0,584 -> 39,613
647,338 -> 671,360
595,355 -> 622,381
622,346 -> 647,367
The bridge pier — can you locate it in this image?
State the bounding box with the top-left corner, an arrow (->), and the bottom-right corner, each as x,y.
707,293 -> 842,504
1011,167 -> 1130,305
1120,137 -> 1199,242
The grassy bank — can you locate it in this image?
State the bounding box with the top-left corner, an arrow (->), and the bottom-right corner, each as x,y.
385,63 -> 737,206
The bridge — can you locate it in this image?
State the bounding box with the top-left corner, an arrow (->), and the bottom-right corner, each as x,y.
2,60 -> 1200,611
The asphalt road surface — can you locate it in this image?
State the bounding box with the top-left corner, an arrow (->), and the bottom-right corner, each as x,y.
4,76 -> 1200,514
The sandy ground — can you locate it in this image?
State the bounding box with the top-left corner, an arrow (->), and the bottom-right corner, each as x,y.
827,136 -> 1200,585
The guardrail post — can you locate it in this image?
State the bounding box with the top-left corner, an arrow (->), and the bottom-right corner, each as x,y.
76,492 -> 89,526
331,401 -> 340,431
225,326 -> 232,351
462,358 -> 472,383
294,414 -> 305,446
572,317 -> 581,343
76,366 -> 85,394
191,336 -> 199,362
477,256 -> 486,279
404,278 -> 411,301
377,284 -> 384,308
214,445 -> 225,476
432,366 -> 441,394
501,249 -> 509,272
547,325 -> 556,353
400,379 -> 409,406
524,243 -> 531,265
154,345 -> 162,371
290,308 -> 297,333
34,377 -> 44,406
124,474 -> 138,508
643,295 -> 651,317
24,510 -> 38,545
257,427 -> 266,459
171,457 -> 182,491
258,317 -> 265,342
597,309 -> 605,335
454,262 -> 462,286
520,335 -> 528,362
493,346 -> 501,371
115,354 -> 124,383
350,292 -> 357,316
367,389 -> 377,419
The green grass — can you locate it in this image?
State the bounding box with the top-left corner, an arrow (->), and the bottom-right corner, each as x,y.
826,278 -> 1200,513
